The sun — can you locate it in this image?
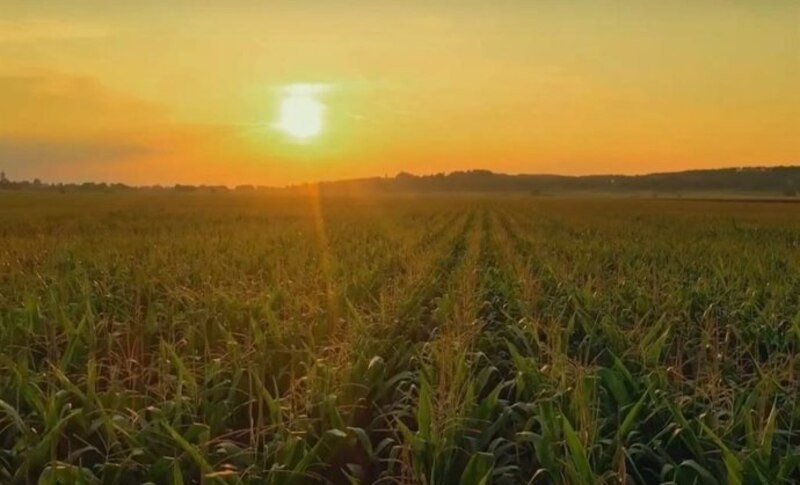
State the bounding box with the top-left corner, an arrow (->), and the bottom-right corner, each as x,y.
274,84 -> 327,141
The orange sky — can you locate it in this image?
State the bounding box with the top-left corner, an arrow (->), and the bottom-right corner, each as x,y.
1,1 -> 798,186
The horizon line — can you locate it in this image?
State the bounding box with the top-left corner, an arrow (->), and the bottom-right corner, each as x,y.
1,163 -> 799,190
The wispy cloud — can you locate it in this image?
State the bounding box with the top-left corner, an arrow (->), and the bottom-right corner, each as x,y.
0,19 -> 107,43
0,68 -> 165,138
0,67 -> 275,184
0,137 -> 153,166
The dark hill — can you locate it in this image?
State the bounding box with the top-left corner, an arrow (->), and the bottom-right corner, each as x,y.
303,166 -> 800,196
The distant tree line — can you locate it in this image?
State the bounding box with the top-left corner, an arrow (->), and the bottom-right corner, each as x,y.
304,166 -> 800,196
2,165 -> 799,195
0,171 -> 276,194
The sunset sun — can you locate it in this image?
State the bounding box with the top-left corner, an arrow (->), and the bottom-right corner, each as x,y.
274,84 -> 327,141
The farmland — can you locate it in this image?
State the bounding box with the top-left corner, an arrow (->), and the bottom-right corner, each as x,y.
1,192 -> 799,484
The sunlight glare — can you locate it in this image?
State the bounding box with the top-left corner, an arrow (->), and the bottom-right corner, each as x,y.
274,84 -> 327,141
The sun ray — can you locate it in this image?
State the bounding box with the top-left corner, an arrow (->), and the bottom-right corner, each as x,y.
305,182 -> 338,336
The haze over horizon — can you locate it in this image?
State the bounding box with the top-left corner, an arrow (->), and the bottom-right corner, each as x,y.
1,1 -> 798,186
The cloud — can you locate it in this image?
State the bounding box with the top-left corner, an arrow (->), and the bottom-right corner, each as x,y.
0,137 -> 153,167
0,68 -> 270,184
0,68 -> 165,138
0,68 -> 171,179
0,19 -> 107,43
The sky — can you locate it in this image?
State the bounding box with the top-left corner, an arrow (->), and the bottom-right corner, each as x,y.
1,1 -> 798,186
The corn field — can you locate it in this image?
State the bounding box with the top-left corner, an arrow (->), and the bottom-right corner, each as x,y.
1,192 -> 799,484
